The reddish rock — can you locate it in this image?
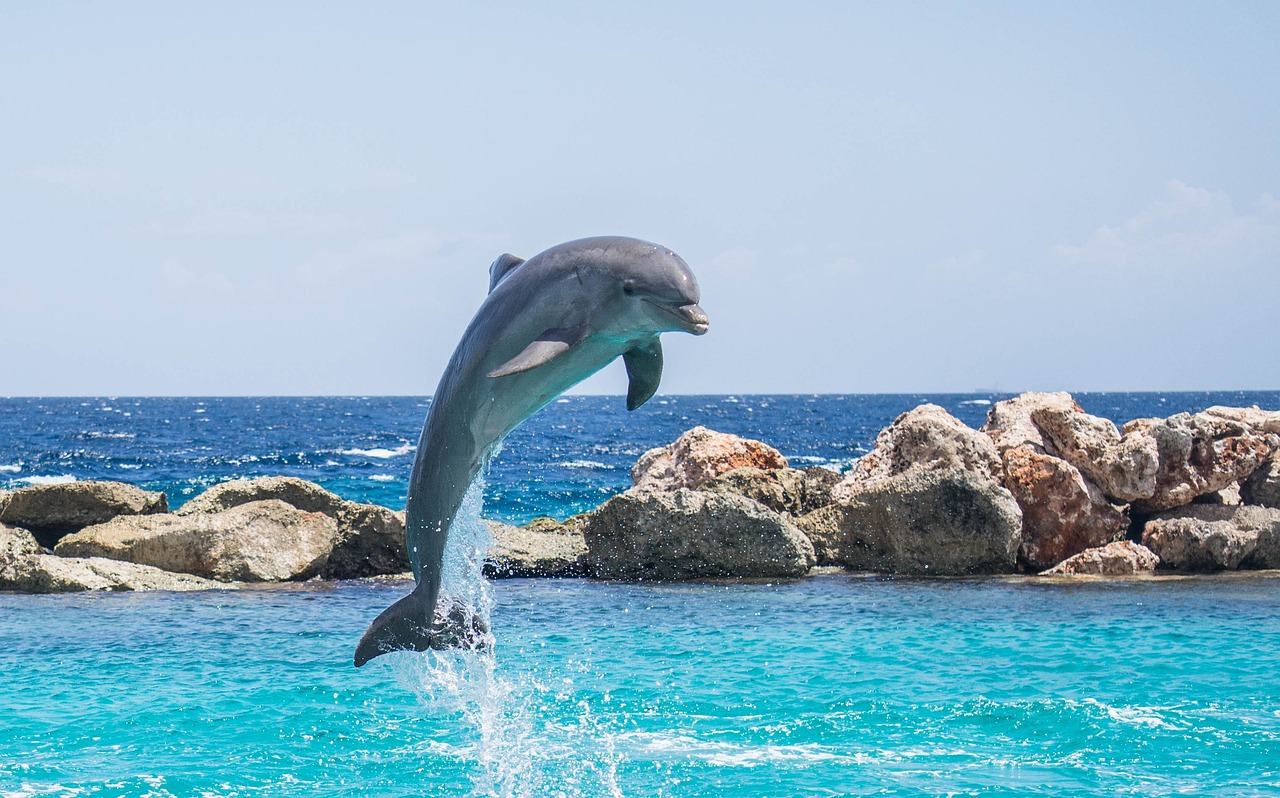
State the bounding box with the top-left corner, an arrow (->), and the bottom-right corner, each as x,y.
1041,541 -> 1160,576
981,391 -> 1083,454
630,426 -> 788,493
1002,446 -> 1129,571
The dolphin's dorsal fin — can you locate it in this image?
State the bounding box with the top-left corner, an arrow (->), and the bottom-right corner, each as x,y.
488,253 -> 526,293
623,339 -> 663,410
488,326 -> 588,378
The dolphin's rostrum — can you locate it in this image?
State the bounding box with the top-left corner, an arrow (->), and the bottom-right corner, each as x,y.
354,236 -> 708,666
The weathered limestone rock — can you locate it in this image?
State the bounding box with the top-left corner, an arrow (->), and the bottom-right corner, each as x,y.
630,427 -> 788,493
1242,454 -> 1280,509
699,467 -> 836,517
0,481 -> 168,547
484,516 -> 588,578
1202,406 -> 1280,435
178,477 -> 408,578
833,405 -> 1001,503
1121,413 -> 1278,513
1031,406 -> 1159,503
582,490 -> 815,580
797,468 -> 1021,575
176,476 -> 347,517
981,391 -> 1083,453
1001,446 -> 1128,571
55,500 -> 337,582
1,523 -> 223,592
1040,541 -> 1160,576
325,503 -> 409,579
1140,505 -> 1280,571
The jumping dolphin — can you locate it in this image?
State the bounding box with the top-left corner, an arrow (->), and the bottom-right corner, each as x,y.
354,236 -> 709,666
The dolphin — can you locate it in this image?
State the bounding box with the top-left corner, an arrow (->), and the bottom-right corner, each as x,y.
354,236 -> 709,666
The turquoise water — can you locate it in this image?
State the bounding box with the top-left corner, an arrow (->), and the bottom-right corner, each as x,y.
4,574 -> 1279,797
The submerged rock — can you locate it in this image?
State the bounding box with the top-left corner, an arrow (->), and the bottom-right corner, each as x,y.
1140,504 -> 1280,571
630,427 -> 788,493
1040,541 -> 1160,576
582,490 -> 814,580
55,500 -> 337,582
484,516 -> 588,578
0,481 -> 168,547
799,468 -> 1021,575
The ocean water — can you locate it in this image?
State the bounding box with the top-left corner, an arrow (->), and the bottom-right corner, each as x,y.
3,393 -> 1280,797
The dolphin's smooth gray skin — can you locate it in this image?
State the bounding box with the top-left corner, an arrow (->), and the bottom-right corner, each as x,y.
354,236 -> 709,666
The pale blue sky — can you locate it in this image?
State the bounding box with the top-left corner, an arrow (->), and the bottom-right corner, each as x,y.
3,2 -> 1277,395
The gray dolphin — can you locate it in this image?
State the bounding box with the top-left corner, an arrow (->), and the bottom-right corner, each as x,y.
354,236 -> 709,666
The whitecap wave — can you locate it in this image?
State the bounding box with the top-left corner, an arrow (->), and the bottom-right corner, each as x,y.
16,475 -> 77,486
0,464 -> 20,473
340,442 -> 416,459
368,474 -> 397,482
960,399 -> 992,406
557,460 -> 607,470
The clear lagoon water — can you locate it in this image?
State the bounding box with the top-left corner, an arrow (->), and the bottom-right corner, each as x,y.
2,393 -> 1280,796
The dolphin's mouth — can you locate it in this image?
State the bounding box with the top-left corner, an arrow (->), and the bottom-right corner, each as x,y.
647,299 -> 710,335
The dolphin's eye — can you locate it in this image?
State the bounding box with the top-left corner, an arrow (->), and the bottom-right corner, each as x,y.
622,281 -> 636,296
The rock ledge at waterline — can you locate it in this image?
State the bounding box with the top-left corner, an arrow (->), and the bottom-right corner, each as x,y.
3,394 -> 1280,593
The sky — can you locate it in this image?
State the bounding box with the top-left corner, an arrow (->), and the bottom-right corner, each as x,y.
2,1 -> 1278,396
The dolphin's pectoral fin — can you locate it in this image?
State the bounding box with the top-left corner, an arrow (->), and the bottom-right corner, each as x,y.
487,326 -> 587,378
487,253 -> 525,293
623,339 -> 663,411
354,591 -> 490,667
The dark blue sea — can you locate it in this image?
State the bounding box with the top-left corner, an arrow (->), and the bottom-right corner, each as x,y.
3,393 -> 1279,797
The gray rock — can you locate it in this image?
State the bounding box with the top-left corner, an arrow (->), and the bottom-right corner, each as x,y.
699,467 -> 835,517
1140,504 -> 1280,571
55,500 -> 337,582
1001,445 -> 1128,571
1242,454 -> 1280,509
833,405 -> 1002,502
325,503 -> 409,579
176,476 -> 347,517
1040,541 -> 1160,576
1201,406 -> 1280,435
630,427 -> 789,493
484,516 -> 588,578
0,481 -> 168,547
582,490 -> 815,580
797,468 -> 1021,575
2,522 -> 223,592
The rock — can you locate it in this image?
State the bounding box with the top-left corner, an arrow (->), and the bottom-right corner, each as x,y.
1140,504 -> 1280,571
484,516 -> 588,578
797,468 -> 1021,575
834,405 -> 1001,500
981,391 -> 1083,453
176,476 -> 347,517
1122,413 -> 1278,513
699,467 -> 835,516
1001,445 -> 1128,571
630,427 -> 788,493
55,500 -> 337,582
1192,483 -> 1242,506
2,522 -> 223,592
1242,454 -> 1280,508
324,503 -> 409,579
0,481 -> 168,547
1201,405 -> 1280,435
582,490 -> 815,580
1031,406 -> 1159,503
1040,541 -> 1160,576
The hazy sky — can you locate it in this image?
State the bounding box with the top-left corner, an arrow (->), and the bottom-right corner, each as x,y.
3,1 -> 1277,396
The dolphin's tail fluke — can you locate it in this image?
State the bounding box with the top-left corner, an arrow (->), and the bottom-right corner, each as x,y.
354,589 -> 490,667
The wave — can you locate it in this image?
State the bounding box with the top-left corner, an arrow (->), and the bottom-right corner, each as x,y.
368,474 -> 398,482
556,460 -> 608,470
339,442 -> 416,459
15,475 -> 77,486
0,464 -> 20,473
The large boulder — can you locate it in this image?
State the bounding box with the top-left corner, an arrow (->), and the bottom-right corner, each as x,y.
630,427 -> 788,493
1040,541 -> 1160,576
980,391 -> 1083,453
484,516 -> 588,578
176,476 -> 347,517
2,523 -> 223,593
178,477 -> 408,578
1140,504 -> 1280,571
699,466 -> 836,517
832,405 -> 1001,502
1242,454 -> 1280,509
0,481 -> 168,547
1030,406 -> 1159,503
55,500 -> 338,582
1201,406 -> 1280,435
582,490 -> 815,580
797,468 -> 1021,575
1000,445 -> 1128,571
